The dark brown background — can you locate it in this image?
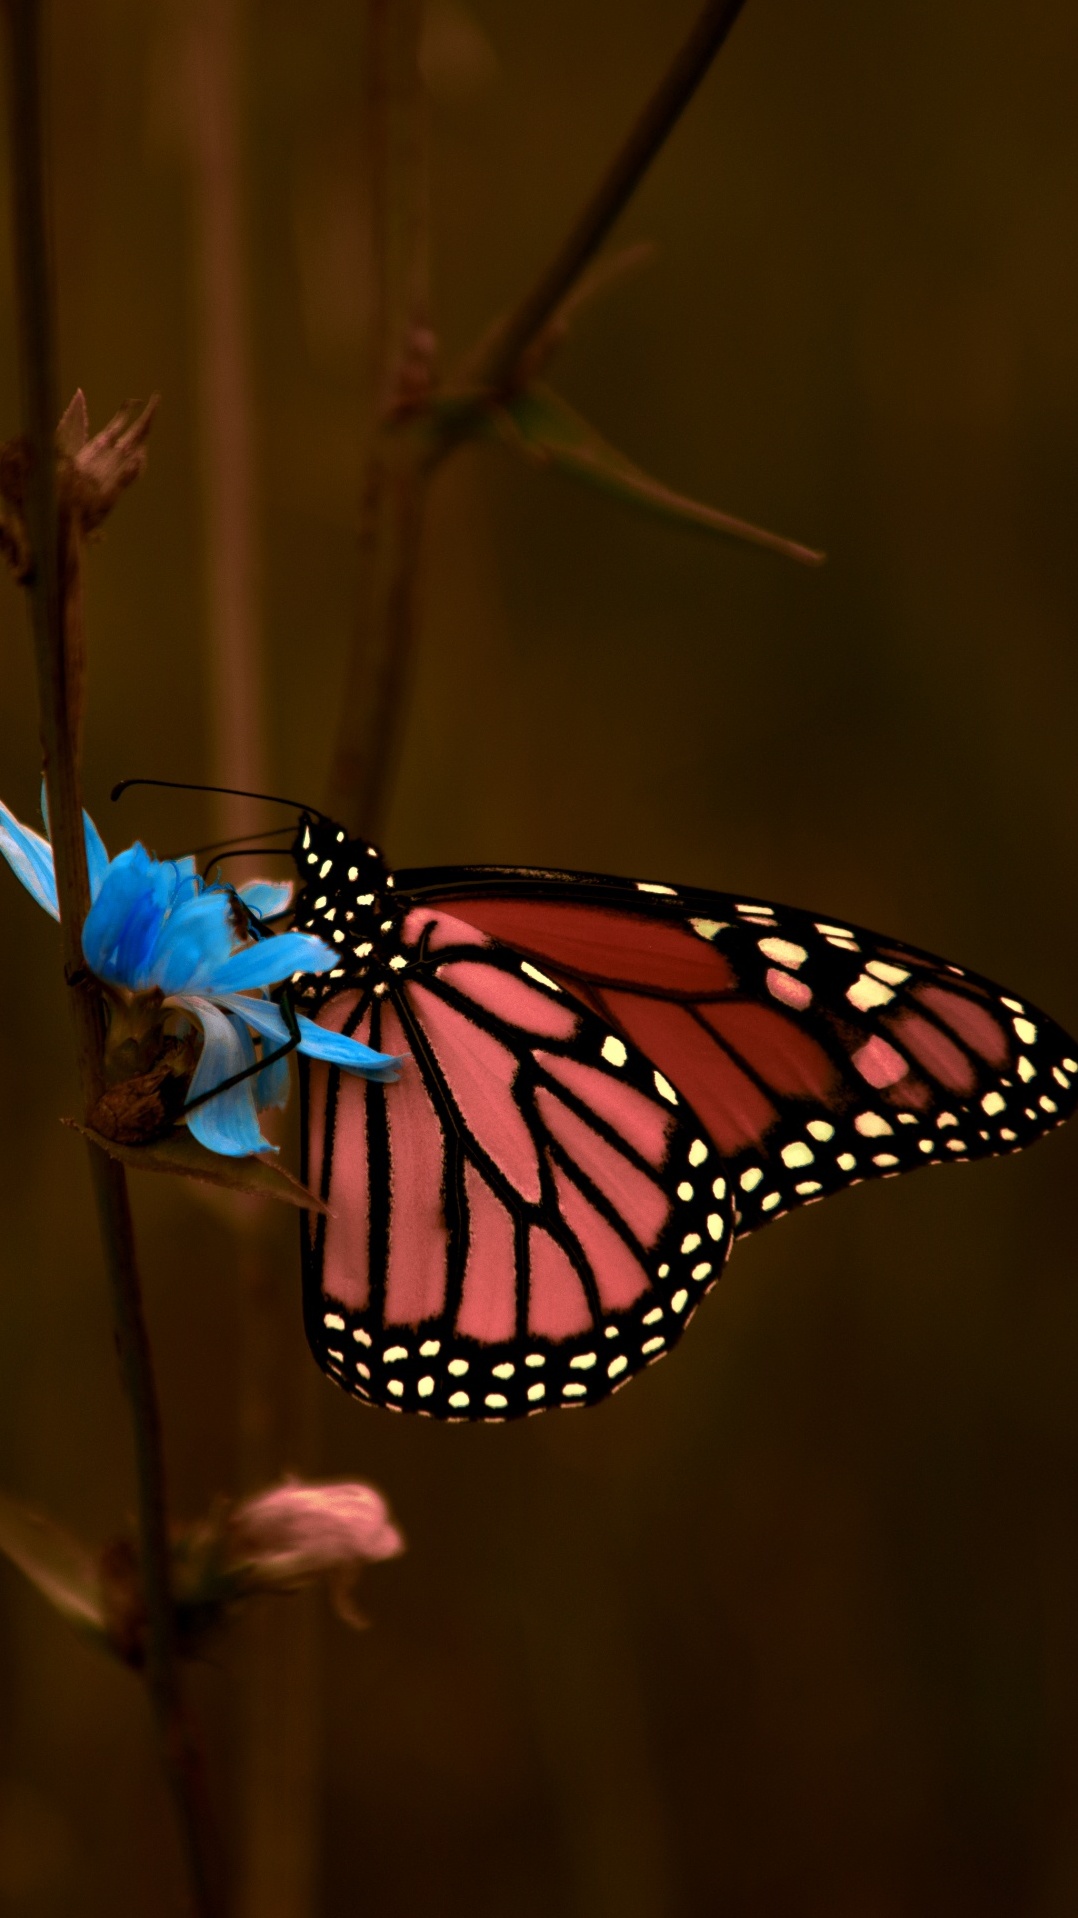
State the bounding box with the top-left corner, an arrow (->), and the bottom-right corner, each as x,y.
2,2 -> 1078,1913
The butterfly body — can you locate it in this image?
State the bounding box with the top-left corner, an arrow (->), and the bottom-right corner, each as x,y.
289,815 -> 1078,1421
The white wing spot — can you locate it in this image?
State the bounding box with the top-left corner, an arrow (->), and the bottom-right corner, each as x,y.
602,1035 -> 627,1067
848,975 -> 895,1011
654,1071 -> 678,1104
795,1180 -> 822,1195
522,961 -> 561,991
781,1140 -> 814,1168
671,1289 -> 688,1312
707,1213 -> 725,1241
866,960 -> 910,985
527,1382 -> 545,1402
690,917 -> 728,940
353,1328 -> 373,1347
485,1394 -> 508,1411
759,937 -> 808,968
1001,996 -> 1025,1014
761,1192 -> 781,1212
1017,1056 -> 1036,1082
1040,1095 -> 1058,1114
691,1261 -> 712,1280
680,1233 -> 701,1254
319,859 -> 333,879
918,1139 -> 934,1153
388,1379 -> 404,1398
855,1112 -> 893,1137
383,1345 -> 408,1363
448,1391 -> 470,1410
525,1353 -> 545,1368
1014,1017 -> 1038,1044
447,1358 -> 469,1377
740,1166 -> 764,1192
417,1376 -> 435,1398
323,1313 -> 344,1330
642,1336 -> 665,1356
837,1152 -> 857,1171
677,1181 -> 694,1201
1000,1127 -> 1017,1141
563,1382 -> 587,1398
807,1120 -> 835,1141
608,1356 -> 628,1379
642,1307 -> 664,1325
1052,1067 -> 1070,1089
637,881 -> 676,895
982,1091 -> 1006,1116
873,1152 -> 899,1167
570,1353 -> 597,1370
937,1112 -> 957,1128
419,1339 -> 440,1356
712,1176 -> 727,1200
946,1138 -> 967,1152
688,1139 -> 708,1166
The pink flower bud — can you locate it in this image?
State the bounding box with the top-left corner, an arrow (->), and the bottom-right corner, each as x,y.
228,1476 -> 404,1590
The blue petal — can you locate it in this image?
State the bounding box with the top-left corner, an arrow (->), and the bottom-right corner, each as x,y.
39,780 -> 109,901
0,799 -> 58,918
214,991 -> 401,1081
82,844 -> 172,984
181,997 -> 274,1157
206,932 -> 337,995
295,1014 -> 402,1081
148,887 -> 236,995
238,880 -> 293,922
255,1048 -> 291,1112
211,992 -> 295,1110
84,813 -> 110,902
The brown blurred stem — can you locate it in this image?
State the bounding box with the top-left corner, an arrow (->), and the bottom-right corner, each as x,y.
2,4 -> 221,1913
327,0 -> 750,836
327,0 -> 430,837
464,0 -> 750,401
183,6 -> 321,1915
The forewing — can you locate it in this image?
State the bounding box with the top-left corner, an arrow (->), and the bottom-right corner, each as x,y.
300,907 -> 736,1420
393,866 -> 1078,1235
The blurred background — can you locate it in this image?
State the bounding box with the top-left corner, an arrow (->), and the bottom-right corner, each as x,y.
3,1 -> 1078,1912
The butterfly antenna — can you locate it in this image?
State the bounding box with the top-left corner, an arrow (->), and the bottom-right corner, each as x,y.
110,776 -> 331,823
184,824 -> 295,860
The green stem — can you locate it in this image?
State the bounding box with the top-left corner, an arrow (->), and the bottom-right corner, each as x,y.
2,4 -> 221,1911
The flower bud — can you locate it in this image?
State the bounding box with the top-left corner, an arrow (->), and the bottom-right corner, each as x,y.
227,1476 -> 404,1590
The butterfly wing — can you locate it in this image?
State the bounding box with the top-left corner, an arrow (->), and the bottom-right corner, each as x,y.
300,904 -> 737,1421
391,865 -> 1078,1238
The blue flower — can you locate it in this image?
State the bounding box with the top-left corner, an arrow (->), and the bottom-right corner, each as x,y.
0,796 -> 398,1157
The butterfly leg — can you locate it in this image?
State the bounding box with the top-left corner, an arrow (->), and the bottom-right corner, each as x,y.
183,986 -> 303,1112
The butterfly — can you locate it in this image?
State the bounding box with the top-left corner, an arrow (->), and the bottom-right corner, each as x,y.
279,812 -> 1078,1422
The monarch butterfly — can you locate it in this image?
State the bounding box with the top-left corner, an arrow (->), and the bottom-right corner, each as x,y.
280,810 -> 1078,1422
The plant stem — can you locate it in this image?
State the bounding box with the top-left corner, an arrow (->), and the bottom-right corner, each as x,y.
464,0 -> 750,400
327,0 -> 430,836
328,0 -> 752,835
2,4 -> 221,1910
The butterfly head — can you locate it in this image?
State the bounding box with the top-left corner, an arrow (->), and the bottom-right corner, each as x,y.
290,814 -> 395,993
